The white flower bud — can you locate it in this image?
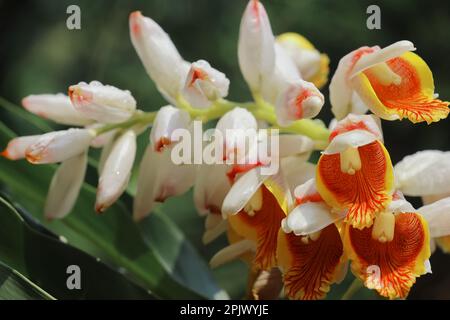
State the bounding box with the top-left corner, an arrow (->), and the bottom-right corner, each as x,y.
25,128 -> 94,164
69,81 -> 136,123
22,94 -> 92,126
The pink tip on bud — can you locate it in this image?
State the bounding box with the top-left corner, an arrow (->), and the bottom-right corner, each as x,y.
130,11 -> 143,35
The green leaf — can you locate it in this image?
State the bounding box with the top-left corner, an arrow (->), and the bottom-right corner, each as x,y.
0,195 -> 153,299
0,120 -> 227,299
0,260 -> 55,300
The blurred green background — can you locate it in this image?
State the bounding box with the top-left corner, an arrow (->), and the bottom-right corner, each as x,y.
0,0 -> 450,299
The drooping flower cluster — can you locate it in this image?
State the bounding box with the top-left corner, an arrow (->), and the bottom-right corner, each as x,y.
2,0 -> 450,300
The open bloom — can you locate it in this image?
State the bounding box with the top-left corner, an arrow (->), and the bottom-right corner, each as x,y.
69,81 -> 137,123
182,60 -> 230,109
278,179 -> 346,300
316,114 -> 394,229
129,11 -> 189,102
330,41 -> 449,123
276,32 -> 330,89
218,133 -> 315,271
344,194 -> 431,299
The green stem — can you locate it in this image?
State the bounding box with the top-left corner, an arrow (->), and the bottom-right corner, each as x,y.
341,278 -> 363,300
94,111 -> 156,135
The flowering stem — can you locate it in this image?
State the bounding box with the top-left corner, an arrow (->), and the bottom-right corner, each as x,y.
94,111 -> 157,135
340,278 -> 363,300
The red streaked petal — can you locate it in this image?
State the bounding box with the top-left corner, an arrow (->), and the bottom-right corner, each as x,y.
277,224 -> 344,300
345,212 -> 430,299
317,140 -> 394,229
228,186 -> 285,270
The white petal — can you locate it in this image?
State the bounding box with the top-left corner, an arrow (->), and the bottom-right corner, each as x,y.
221,166 -> 268,216
330,46 -> 377,120
216,107 -> 258,161
209,240 -> 255,269
150,105 -> 190,151
25,128 -> 94,164
193,164 -> 231,216
129,11 -> 189,100
350,40 -> 416,78
98,136 -> 115,176
418,196 -> 450,238
282,202 -> 344,236
1,135 -> 40,160
134,144 -> 196,221
261,43 -> 301,104
350,92 -> 369,116
324,129 -> 377,155
281,157 -> 316,194
238,0 -> 275,91
69,81 -> 136,123
44,152 -> 87,220
22,94 -> 92,126
330,113 -> 383,142
275,79 -> 324,126
395,150 -> 450,197
278,135 -> 314,158
182,60 -> 230,109
133,146 -> 158,221
96,130 -> 137,212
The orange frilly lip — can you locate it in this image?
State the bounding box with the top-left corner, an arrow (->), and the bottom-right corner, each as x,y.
316,140 -> 395,229
276,224 -> 344,300
352,51 -> 449,124
344,212 -> 430,299
228,186 -> 285,270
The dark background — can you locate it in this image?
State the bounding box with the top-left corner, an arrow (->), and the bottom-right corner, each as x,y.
0,0 -> 449,299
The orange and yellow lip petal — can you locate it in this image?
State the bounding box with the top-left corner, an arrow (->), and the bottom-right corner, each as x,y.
344,212 -> 430,299
353,51 -> 449,124
436,235 -> 450,254
277,224 -> 344,300
228,186 -> 285,270
316,140 -> 394,229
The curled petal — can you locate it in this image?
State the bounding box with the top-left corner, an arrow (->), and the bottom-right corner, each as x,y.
96,130 -> 136,213
317,140 -> 395,229
275,79 -> 324,126
276,32 -> 330,88
25,129 -> 94,164
129,11 -> 189,100
330,41 -> 415,120
69,81 -> 136,123
210,239 -> 255,269
150,105 -> 190,152
45,152 -> 87,220
345,212 -> 430,299
182,60 -> 230,108
395,150 -> 450,197
22,94 -> 92,126
228,186 -> 285,270
277,224 -> 344,300
1,135 -> 40,160
328,113 -> 383,143
352,52 -> 449,123
324,129 -> 378,155
238,0 -> 275,91
222,166 -> 268,216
